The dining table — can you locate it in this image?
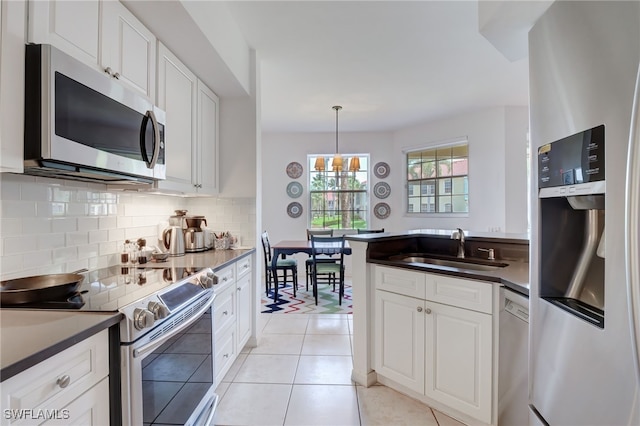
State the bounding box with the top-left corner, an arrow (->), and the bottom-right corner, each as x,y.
270,239 -> 352,301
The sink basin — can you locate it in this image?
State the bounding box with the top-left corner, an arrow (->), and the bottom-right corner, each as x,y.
389,254 -> 509,271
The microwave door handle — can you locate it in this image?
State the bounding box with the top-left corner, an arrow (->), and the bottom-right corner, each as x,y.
140,110 -> 161,169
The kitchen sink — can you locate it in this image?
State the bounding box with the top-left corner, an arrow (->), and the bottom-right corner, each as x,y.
388,254 -> 509,271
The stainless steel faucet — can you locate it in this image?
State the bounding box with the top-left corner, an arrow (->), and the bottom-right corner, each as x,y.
451,228 -> 465,258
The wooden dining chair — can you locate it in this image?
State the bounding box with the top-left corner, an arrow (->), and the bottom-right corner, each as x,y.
357,228 -> 385,234
261,231 -> 298,296
305,229 -> 335,290
309,235 -> 346,305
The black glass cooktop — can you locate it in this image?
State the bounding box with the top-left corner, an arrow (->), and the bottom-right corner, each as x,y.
7,265 -> 208,311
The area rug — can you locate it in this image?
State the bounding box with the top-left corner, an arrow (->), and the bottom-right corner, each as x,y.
261,281 -> 352,314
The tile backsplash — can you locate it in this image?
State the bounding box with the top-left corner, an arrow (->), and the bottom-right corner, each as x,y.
0,173 -> 256,280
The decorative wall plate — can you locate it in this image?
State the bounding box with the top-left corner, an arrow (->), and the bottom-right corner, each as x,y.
286,181 -> 303,198
374,202 -> 391,219
286,162 -> 303,179
373,182 -> 391,199
287,202 -> 303,218
373,162 -> 390,179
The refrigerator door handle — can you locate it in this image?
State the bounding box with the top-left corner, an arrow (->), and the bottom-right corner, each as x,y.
625,60 -> 640,384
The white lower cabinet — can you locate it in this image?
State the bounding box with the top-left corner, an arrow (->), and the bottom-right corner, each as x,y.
374,265 -> 494,424
213,255 -> 253,387
0,330 -> 110,425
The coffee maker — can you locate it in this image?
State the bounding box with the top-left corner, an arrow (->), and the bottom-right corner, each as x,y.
184,216 -> 207,252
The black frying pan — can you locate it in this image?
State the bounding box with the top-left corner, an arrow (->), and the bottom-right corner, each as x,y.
0,270 -> 86,305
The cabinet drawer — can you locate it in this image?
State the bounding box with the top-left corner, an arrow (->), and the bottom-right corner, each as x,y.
236,256 -> 252,279
214,326 -> 237,385
425,274 -> 494,314
214,264 -> 235,292
213,285 -> 236,334
42,377 -> 110,425
375,265 -> 426,299
1,330 -> 109,423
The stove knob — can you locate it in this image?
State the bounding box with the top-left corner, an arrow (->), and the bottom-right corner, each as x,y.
133,308 -> 155,330
199,274 -> 213,289
147,301 -> 169,320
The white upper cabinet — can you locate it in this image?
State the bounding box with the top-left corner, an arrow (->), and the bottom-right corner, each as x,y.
196,79 -> 219,196
156,42 -> 220,196
100,0 -> 156,100
156,42 -> 197,193
28,0 -> 156,99
28,0 -> 100,65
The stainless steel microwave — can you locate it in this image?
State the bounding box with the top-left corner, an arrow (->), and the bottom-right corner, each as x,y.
24,44 -> 166,184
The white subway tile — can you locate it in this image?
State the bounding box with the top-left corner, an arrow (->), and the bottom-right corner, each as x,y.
52,246 -> 77,263
36,201 -> 65,217
66,231 -> 89,247
77,243 -> 100,260
38,233 -> 65,250
89,229 -> 109,244
108,228 -> 125,242
100,241 -> 117,256
66,259 -> 89,273
4,235 -> 37,255
116,216 -> 133,228
3,200 -> 36,218
99,216 -> 117,230
0,178 -> 22,200
23,250 -> 52,268
0,254 -> 24,277
77,217 -> 99,232
67,202 -> 89,216
21,182 -> 52,202
52,217 -> 77,233
52,187 -> 73,203
0,218 -> 23,237
88,203 -> 107,216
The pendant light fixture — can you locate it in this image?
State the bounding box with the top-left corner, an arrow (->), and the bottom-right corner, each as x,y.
314,105 -> 360,172
330,105 -> 343,171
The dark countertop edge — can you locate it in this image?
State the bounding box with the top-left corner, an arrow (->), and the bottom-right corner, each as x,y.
0,312 -> 123,382
369,259 -> 529,297
211,249 -> 255,272
346,232 -> 529,245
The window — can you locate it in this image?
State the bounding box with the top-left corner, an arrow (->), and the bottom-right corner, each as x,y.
406,141 -> 468,214
308,155 -> 369,229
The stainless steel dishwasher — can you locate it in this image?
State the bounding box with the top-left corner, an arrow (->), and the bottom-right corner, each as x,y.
498,286 -> 529,426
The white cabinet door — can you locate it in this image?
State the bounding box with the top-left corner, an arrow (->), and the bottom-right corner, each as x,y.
0,0 -> 26,173
28,0 -> 100,66
425,301 -> 493,424
42,378 -> 110,425
100,0 -> 156,99
374,290 -> 425,394
236,271 -> 252,351
196,79 -> 219,195
156,42 -> 197,193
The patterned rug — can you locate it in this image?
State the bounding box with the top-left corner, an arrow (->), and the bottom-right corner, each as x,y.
261,281 -> 352,314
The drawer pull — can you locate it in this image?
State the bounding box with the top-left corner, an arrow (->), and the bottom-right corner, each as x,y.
223,353 -> 229,358
223,310 -> 228,315
426,308 -> 432,314
417,306 -> 423,312
56,375 -> 71,389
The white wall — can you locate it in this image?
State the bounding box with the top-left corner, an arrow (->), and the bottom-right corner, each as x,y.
0,173 -> 255,280
261,106 -> 529,245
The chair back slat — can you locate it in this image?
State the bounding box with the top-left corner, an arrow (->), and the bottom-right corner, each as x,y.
306,229 -> 334,240
310,235 -> 345,261
261,231 -> 273,263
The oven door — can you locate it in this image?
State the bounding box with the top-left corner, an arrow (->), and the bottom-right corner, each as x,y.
121,293 -> 217,426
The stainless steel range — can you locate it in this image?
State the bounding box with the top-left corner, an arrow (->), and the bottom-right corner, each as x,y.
6,264 -> 219,426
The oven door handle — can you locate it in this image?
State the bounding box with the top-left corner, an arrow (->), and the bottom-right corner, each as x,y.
198,393 -> 218,426
133,293 -> 215,358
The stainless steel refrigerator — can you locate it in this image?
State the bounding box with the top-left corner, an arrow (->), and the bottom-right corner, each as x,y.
529,2 -> 640,425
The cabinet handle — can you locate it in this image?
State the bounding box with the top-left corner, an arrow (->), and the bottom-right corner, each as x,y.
113,72 -> 120,80
56,375 -> 71,389
417,306 -> 423,312
426,308 -> 432,314
237,287 -> 241,291
104,67 -> 112,76
223,353 -> 229,358
223,310 -> 228,315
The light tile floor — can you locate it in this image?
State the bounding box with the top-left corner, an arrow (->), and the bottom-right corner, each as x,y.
214,313 -> 467,426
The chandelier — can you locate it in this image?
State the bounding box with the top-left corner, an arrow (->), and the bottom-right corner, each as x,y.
314,105 -> 360,172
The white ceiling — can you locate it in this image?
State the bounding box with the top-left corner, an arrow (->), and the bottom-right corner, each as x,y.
224,1 -> 532,133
